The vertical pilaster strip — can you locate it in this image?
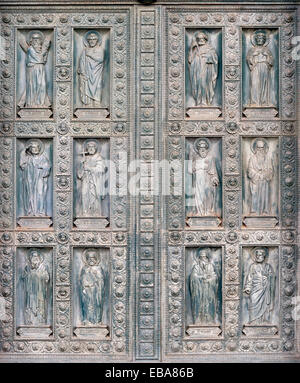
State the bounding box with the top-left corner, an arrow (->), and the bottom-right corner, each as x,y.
296,4 -> 300,358
136,6 -> 160,360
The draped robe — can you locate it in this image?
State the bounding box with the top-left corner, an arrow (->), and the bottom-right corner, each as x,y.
18,45 -> 51,108
22,263 -> 50,325
244,262 -> 274,324
247,153 -> 274,215
189,259 -> 219,324
79,266 -> 105,324
78,46 -> 104,106
188,43 -> 218,106
77,153 -> 106,216
189,156 -> 219,216
247,46 -> 274,106
20,150 -> 51,216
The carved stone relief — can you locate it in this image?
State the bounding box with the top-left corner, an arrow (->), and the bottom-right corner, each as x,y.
242,137 -> 279,228
0,2 -> 298,363
72,247 -> 110,339
0,6 -> 132,360
185,247 -> 223,338
15,247 -> 53,339
185,28 -> 223,119
73,29 -> 110,120
16,29 -> 53,120
242,28 -> 279,119
185,137 -> 222,228
164,6 -> 297,361
73,138 -> 110,229
242,246 -> 279,337
16,138 -> 53,229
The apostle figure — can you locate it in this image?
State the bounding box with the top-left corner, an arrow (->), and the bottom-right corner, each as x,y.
189,248 -> 219,324
20,139 -> 51,217
188,138 -> 220,216
244,247 -> 275,324
188,30 -> 218,106
22,249 -> 50,325
18,30 -> 51,108
78,31 -> 105,107
247,30 -> 274,107
76,139 -> 107,217
247,138 -> 274,215
79,248 -> 106,325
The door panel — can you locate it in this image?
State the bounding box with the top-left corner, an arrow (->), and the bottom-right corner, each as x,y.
162,5 -> 298,361
0,6 -> 134,361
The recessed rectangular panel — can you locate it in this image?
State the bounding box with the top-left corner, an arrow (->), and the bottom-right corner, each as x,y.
241,246 -> 279,337
242,137 -> 279,228
73,138 -> 110,228
242,28 -> 279,119
185,137 -> 222,228
72,247 -> 110,339
16,138 -> 53,229
16,29 -> 54,119
73,28 -> 110,120
185,28 -> 223,119
185,247 -> 223,338
15,247 -> 53,338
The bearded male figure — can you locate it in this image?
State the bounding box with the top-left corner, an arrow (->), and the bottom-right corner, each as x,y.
244,247 -> 275,324
20,139 -> 51,217
188,138 -> 220,216
188,31 -> 218,106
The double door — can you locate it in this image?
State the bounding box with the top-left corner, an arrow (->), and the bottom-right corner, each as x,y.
0,2 -> 298,362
